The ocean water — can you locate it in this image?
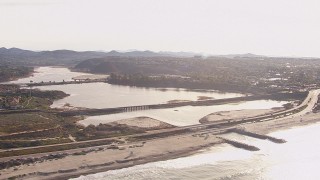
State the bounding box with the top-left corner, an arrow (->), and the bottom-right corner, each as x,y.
73,123 -> 320,180
10,66 -> 317,179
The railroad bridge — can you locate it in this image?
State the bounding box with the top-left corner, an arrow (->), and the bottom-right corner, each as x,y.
8,79 -> 108,87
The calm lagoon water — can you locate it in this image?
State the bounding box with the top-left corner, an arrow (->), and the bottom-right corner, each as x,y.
11,67 -> 287,126
10,66 -> 92,83
12,67 -> 312,180
12,67 -> 243,109
80,100 -> 287,126
13,67 -> 286,126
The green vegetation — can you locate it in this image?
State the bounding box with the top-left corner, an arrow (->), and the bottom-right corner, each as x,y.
0,113 -> 59,134
0,84 -> 78,149
0,65 -> 33,82
75,123 -> 145,141
108,73 -> 254,93
0,139 -> 119,158
0,52 -> 319,159
0,85 -> 68,110
0,111 -> 80,148
0,83 -> 143,151
76,56 -> 320,94
0,127 -> 65,140
0,138 -> 72,149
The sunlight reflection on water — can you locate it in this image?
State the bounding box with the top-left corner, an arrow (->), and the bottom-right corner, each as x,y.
74,123 -> 320,180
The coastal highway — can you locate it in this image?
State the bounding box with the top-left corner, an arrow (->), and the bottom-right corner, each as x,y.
280,89 -> 320,117
1,89 -> 319,161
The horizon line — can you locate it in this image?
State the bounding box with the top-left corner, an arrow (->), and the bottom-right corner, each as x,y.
1,46 -> 319,59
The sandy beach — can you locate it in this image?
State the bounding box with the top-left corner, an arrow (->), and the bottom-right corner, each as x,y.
112,116 -> 175,130
199,108 -> 283,124
2,108 -> 320,180
1,88 -> 320,180
0,131 -> 222,180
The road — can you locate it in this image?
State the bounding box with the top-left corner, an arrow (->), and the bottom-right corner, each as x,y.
0,89 -> 319,161
288,89 -> 320,116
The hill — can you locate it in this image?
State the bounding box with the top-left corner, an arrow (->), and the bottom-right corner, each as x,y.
0,48 -> 200,66
0,48 -> 107,66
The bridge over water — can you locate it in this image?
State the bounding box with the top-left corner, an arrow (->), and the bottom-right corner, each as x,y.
58,92 -> 303,117
7,79 -> 108,87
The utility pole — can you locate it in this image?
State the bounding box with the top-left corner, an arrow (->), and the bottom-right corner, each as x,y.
29,80 -> 33,97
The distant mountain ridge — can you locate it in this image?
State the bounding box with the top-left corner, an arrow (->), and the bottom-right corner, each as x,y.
0,47 -> 201,57
0,47 -> 107,66
0,47 -> 272,60
212,53 -> 267,59
4,47 -> 313,67
0,47 -> 206,66
106,50 -> 166,57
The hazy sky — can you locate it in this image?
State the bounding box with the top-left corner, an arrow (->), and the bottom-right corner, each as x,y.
1,0 -> 320,57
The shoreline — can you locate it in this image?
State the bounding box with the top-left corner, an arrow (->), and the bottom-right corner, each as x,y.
51,142 -> 222,180
1,132 -> 224,180
71,67 -> 255,95
0,69 -> 35,84
0,66 -> 318,179
71,68 -> 251,96
69,113 -> 320,180
2,109 -> 320,180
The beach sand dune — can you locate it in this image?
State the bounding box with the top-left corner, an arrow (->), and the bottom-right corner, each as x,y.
113,116 -> 175,130
200,108 -> 282,124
